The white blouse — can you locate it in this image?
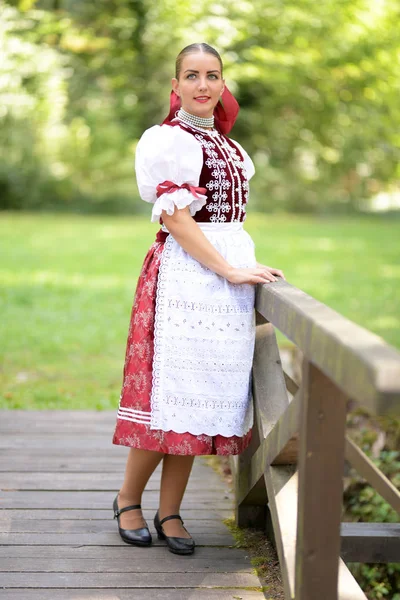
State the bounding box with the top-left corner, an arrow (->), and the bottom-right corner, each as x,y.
135,124 -> 256,223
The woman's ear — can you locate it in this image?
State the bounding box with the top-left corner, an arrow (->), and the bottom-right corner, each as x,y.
171,78 -> 180,97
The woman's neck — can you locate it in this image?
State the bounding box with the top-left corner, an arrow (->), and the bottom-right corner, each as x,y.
177,108 -> 215,131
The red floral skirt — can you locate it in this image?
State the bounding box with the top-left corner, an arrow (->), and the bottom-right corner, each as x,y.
112,230 -> 252,455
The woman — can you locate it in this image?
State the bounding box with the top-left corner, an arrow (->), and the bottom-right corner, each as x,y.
112,42 -> 285,555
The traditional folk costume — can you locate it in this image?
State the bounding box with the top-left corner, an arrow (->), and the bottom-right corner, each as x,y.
112,89 -> 257,455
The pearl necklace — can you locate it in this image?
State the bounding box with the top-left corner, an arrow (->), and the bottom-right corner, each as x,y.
177,108 -> 214,130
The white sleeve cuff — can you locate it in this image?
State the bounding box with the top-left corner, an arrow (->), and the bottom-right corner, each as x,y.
150,188 -> 208,223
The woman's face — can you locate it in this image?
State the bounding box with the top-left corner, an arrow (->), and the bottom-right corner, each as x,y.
172,52 -> 225,119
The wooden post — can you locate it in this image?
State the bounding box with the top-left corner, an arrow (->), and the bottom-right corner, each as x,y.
295,360 -> 348,600
235,311 -> 290,530
234,431 -> 267,529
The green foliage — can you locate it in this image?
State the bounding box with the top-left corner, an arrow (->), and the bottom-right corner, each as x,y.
226,0 -> 400,211
345,450 -> 400,523
348,562 -> 400,599
1,211 -> 399,410
344,420 -> 400,599
0,4 -> 70,208
1,0 -> 400,212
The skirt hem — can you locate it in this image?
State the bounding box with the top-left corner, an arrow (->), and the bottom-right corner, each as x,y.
113,230 -> 253,457
112,427 -> 252,456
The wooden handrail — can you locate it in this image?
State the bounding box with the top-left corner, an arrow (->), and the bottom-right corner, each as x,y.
255,280 -> 400,414
232,280 -> 400,600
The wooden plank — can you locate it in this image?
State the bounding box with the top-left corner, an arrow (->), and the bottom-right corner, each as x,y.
0,545 -> 251,560
0,435 -> 140,449
0,459 -> 125,472
0,457 -> 129,472
0,448 -> 125,457
341,522 -> 400,563
337,562 -> 368,600
265,465 -> 297,598
0,462 -> 125,473
0,411 -> 265,598
0,572 -> 260,588
233,460 -> 268,529
0,411 -> 116,436
269,391 -> 300,466
0,590 -> 266,600
0,460 -> 220,478
265,467 -> 367,600
0,532 -> 235,546
0,449 -> 129,472
0,472 -> 228,492
283,370 -> 299,396
256,281 -> 400,415
0,473 -> 159,491
273,434 -> 298,465
295,361 -> 348,600
0,447 -> 127,457
0,423 -> 114,434
0,555 -> 252,573
0,491 -> 232,509
345,436 -> 400,514
0,508 -> 232,521
236,388 -> 300,508
252,314 -> 290,440
235,316 -> 293,528
0,518 -> 232,535
0,410 -> 116,424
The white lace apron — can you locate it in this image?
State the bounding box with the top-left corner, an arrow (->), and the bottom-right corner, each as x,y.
149,221 -> 256,437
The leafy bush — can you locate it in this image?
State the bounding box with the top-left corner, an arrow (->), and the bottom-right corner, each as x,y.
344,413 -> 400,599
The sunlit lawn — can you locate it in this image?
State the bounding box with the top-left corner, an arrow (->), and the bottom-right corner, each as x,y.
1,211 -> 399,410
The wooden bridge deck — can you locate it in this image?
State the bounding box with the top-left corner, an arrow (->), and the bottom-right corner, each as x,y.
0,411 -> 265,599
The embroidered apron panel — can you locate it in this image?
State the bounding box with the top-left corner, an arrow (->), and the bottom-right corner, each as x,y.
150,225 -> 256,437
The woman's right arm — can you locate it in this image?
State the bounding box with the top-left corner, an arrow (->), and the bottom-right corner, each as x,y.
135,125 -> 279,285
161,206 -> 277,285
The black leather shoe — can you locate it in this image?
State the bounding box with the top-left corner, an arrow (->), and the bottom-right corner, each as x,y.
154,510 -> 195,555
113,495 -> 152,546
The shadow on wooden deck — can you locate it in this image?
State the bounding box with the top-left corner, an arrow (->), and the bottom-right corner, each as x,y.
0,411 -> 266,599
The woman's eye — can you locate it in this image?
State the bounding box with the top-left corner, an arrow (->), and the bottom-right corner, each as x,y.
186,73 -> 219,80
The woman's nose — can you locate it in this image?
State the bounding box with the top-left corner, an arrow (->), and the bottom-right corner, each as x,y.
198,78 -> 208,91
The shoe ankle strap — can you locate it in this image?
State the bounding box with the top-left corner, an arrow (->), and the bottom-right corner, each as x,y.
159,513 -> 183,526
114,504 -> 141,518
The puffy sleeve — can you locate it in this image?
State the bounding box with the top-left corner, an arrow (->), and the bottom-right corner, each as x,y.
135,124 -> 208,223
230,138 -> 256,181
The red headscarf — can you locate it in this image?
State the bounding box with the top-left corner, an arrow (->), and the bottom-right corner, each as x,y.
162,86 -> 239,135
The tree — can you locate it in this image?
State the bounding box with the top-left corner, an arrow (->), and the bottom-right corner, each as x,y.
1,0 -> 399,212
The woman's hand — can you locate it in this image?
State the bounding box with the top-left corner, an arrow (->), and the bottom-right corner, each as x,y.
256,262 -> 286,281
226,263 -> 285,285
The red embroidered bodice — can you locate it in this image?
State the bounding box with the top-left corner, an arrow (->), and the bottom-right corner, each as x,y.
163,122 -> 250,223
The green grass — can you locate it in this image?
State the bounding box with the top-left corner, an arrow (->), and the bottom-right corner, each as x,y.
1,211 -> 399,410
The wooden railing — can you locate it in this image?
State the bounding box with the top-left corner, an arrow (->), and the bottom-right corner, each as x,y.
232,279 -> 400,600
